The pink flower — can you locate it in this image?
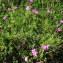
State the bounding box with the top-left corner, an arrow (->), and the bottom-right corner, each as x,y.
29,0 -> 33,3
32,9 -> 39,15
60,20 -> 63,24
56,28 -> 62,32
31,49 -> 38,57
41,45 -> 49,51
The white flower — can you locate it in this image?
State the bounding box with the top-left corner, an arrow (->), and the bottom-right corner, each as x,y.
3,16 -> 8,21
25,56 -> 28,62
26,6 -> 31,11
60,20 -> 63,24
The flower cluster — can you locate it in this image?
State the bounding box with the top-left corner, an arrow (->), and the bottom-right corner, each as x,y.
31,45 -> 49,57
25,0 -> 39,15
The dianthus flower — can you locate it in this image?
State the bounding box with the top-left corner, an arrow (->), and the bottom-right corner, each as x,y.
31,48 -> 38,57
